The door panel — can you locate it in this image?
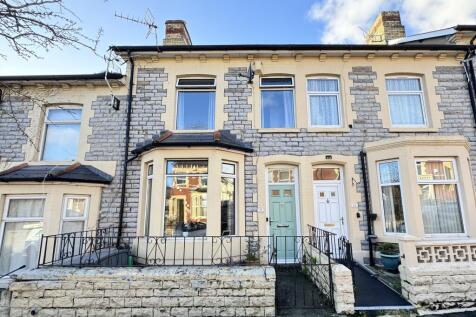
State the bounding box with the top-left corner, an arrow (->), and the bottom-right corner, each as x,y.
269,185 -> 297,261
314,184 -> 343,237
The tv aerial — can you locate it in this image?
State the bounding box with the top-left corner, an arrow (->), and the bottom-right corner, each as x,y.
115,9 -> 159,46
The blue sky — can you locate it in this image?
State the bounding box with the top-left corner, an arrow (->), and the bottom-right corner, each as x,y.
1,0 -> 475,75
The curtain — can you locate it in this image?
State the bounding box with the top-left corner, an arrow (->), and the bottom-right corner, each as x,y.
283,90 -> 294,128
310,95 -> 339,126
7,198 -> 45,218
308,79 -> 338,92
208,92 -> 215,129
420,184 -> 464,234
386,78 -> 421,91
177,92 -> 186,129
382,185 -> 405,233
0,222 -> 43,275
388,95 -> 425,125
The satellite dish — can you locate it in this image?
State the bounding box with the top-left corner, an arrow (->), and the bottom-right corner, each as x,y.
239,62 -> 255,84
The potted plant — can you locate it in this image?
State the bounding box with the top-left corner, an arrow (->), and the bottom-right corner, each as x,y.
378,242 -> 400,271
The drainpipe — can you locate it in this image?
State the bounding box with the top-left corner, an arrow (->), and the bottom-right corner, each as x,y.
117,51 -> 135,247
360,151 -> 375,266
462,37 -> 476,128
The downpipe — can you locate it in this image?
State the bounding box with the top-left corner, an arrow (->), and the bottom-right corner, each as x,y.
462,36 -> 476,128
360,151 -> 375,266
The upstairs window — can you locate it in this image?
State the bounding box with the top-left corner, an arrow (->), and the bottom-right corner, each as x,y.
307,78 -> 342,127
176,78 -> 216,130
386,77 -> 427,127
260,77 -> 295,128
41,108 -> 82,161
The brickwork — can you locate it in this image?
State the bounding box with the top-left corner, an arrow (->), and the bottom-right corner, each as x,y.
6,266 -> 275,317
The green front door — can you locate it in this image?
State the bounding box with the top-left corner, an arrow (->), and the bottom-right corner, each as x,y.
269,185 -> 297,261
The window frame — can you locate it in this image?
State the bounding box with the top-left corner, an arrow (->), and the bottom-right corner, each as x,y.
0,195 -> 46,273
385,76 -> 428,128
377,160 -> 408,235
221,161 -> 237,236
40,106 -> 83,161
260,76 -> 296,129
414,158 -> 467,237
306,77 -> 343,128
143,163 -> 154,235
60,195 -> 89,234
163,159 -> 209,237
175,77 -> 216,131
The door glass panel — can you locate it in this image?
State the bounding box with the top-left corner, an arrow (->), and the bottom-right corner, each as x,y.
319,192 -> 325,197
331,192 -> 336,197
271,190 -> 280,197
268,168 -> 295,183
313,168 -> 340,181
283,190 -> 293,197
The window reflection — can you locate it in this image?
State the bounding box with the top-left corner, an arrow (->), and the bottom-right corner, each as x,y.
221,162 -> 236,236
165,160 -> 208,237
313,168 -> 340,181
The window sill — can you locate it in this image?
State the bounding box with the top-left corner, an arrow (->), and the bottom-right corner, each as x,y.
307,127 -> 350,133
258,128 -> 300,133
387,127 -> 438,133
172,129 -> 215,133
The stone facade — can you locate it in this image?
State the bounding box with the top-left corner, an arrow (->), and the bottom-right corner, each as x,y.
400,264 -> 476,312
4,266 -> 275,317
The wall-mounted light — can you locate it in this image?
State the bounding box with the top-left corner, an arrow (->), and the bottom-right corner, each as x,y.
352,177 -> 358,186
325,155 -> 332,160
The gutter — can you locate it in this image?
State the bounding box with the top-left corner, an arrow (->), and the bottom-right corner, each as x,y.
117,51 -> 135,246
360,151 -> 375,266
462,36 -> 476,129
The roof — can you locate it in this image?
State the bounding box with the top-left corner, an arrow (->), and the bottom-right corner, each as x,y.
0,72 -> 123,82
111,43 -> 472,53
389,25 -> 476,45
0,163 -> 113,184
132,130 -> 254,155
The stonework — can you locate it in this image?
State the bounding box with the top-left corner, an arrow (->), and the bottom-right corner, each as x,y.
400,263 -> 476,312
5,266 -> 275,317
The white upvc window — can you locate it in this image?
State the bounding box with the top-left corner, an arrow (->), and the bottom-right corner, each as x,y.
176,78 -> 216,130
386,77 -> 427,127
0,196 -> 45,275
378,160 -> 406,234
260,77 -> 295,128
41,107 -> 82,161
416,159 -> 465,235
307,77 -> 342,127
61,195 -> 89,234
144,163 -> 153,236
221,161 -> 237,236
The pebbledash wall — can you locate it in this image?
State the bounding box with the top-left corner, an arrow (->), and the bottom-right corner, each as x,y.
2,266 -> 275,317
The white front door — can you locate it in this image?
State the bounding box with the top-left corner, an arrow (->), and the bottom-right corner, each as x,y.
314,183 -> 345,237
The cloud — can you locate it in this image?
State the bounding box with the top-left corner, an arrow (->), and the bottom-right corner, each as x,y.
308,0 -> 476,44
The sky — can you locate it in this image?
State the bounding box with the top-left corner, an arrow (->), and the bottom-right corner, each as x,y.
1,0 -> 476,75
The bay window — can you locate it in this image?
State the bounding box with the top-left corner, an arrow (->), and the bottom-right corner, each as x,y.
176,78 -> 216,130
164,160 -> 208,237
378,161 -> 406,233
0,196 -> 45,275
386,77 -> 427,127
416,159 -> 464,234
307,78 -> 342,127
41,108 -> 82,161
260,77 -> 295,128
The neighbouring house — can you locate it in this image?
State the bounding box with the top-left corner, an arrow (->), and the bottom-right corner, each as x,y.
1,11 -> 476,316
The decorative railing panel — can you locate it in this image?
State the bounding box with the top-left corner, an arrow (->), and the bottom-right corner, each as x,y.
416,242 -> 476,264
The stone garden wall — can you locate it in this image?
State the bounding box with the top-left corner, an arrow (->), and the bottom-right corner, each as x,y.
4,266 -> 275,317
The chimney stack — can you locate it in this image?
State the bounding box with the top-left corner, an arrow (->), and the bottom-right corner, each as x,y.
365,11 -> 406,44
163,20 -> 192,46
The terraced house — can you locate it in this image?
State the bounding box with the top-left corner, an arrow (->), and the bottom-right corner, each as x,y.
1,11 -> 476,316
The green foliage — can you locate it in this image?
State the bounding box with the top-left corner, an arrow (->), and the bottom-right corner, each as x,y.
377,242 -> 399,255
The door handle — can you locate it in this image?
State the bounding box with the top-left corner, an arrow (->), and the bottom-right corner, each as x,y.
277,224 -> 289,228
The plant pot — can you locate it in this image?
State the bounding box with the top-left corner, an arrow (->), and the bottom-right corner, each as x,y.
380,253 -> 400,271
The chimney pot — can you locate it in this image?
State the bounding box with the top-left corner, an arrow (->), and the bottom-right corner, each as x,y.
163,20 -> 192,46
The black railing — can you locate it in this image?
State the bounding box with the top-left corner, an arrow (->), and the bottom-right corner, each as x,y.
308,225 -> 354,276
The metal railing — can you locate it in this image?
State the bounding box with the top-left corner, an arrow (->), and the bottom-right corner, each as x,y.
308,225 -> 354,276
